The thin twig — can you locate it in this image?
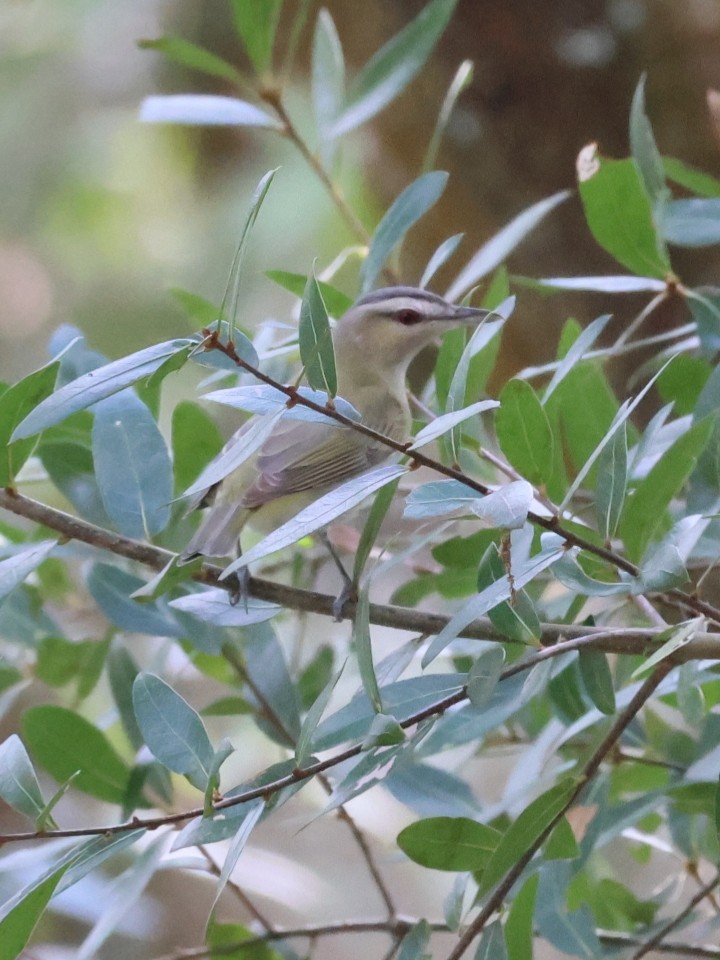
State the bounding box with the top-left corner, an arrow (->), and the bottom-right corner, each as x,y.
630,872 -> 720,960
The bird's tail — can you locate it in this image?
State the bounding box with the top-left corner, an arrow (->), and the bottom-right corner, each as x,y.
178,502 -> 251,565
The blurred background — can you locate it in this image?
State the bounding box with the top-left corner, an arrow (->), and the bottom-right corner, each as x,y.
2,0 -> 720,386
3,2 -> 720,957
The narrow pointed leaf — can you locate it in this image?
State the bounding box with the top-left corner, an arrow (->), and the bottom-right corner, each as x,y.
542,315 -> 611,404
504,875 -> 539,960
296,660 -> 346,767
631,619 -> 702,679
361,171 -> 449,293
629,74 -> 666,203
579,650 -> 616,715
0,361 -> 59,484
0,541 -> 56,605
299,270 -> 336,395
595,421 -> 628,541
422,59 -> 473,173
536,275 -> 666,293
230,0 -> 282,74
208,800 -> 265,920
265,269 -> 353,315
495,379 -> 553,485
353,476 -> 401,582
140,94 -> 280,128
0,862 -> 70,960
203,384 -> 360,423
139,37 -> 244,83
409,400 -> 498,450
0,735 -> 47,821
663,156 -> 720,198
312,8 -> 345,168
354,583 -> 382,714
421,232 -> 464,287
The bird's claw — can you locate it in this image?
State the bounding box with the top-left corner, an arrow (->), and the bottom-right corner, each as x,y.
228,566 -> 251,610
332,580 -> 358,622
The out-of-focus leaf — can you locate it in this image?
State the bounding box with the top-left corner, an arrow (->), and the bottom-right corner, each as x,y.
576,143 -> 670,277
140,94 -> 280,128
312,9 -> 345,168
445,191 -> 570,301
396,919 -> 431,960
0,735 -> 48,822
629,75 -> 666,203
88,564 -> 181,637
172,401 -> 224,493
408,399 -> 498,450
595,421 -> 628,542
265,269 -> 353,316
203,384 -> 359,423
139,37 -> 243,83
422,59 -> 473,173
35,636 -> 107,697
208,800 -> 265,919
620,417 -> 713,561
536,275 -> 666,293
243,622 -> 302,744
0,361 -> 59,484
12,339 -> 194,440
631,619 -> 702,679
662,199 -> 720,247
0,541 -> 56,606
222,464 -> 408,576
466,647 -> 506,709
330,0 -> 458,137
360,170 -> 449,293
169,589 -> 281,626
296,660 -> 346,767
22,705 -> 131,803
579,650 -> 616,715
133,672 -> 214,791
398,816 -> 501,871
92,391 -> 172,538
495,379 -> 553,485
353,475 -> 401,582
0,862 -> 70,960
663,156 -> 720,197
545,816 -> 580,860
504,875 -> 539,960
230,0 -> 282,74
299,269 -> 336,396
420,232 -> 464,288
354,583 -> 382,713
542,315 -> 611,404
478,778 -> 578,894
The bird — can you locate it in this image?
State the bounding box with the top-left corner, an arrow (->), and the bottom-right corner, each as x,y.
179,286 -> 489,609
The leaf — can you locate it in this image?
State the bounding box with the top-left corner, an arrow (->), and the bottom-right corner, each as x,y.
360,170 -> 449,293
542,315 -> 611,404
0,862 -> 70,960
631,619 -> 701,679
663,156 -> 720,198
11,339 -> 194,440
0,361 -> 59,484
203,384 -> 360,423
422,59 -> 473,173
535,275 -> 666,293
265,269 -> 353,316
466,647 -> 506,709
629,74 -> 666,203
408,400 -> 499,450
468,480 -> 533,530
88,564 -> 182,637
475,921 -> 508,960
295,659 -> 346,767
504,875 -> 539,960
579,650 -> 616,715
169,588 -> 281,626
354,583 -> 382,714
478,778 -> 579,893
397,816 -> 501,871
140,94 -> 281,128
477,543 -> 541,644
420,232 -> 464,287
330,0 -> 459,137
352,475 -> 401,582
0,735 -> 48,822
397,920 -> 431,960
576,143 -> 670,277
171,401 -> 225,493
299,269 -> 337,396
242,622 -> 302,744
92,391 -> 172,539
312,8 -> 345,169
208,800 -> 265,920
445,191 -> 570,301
404,478 -> 482,519
662,199 -> 720,247
22,705 -> 131,803
0,541 -> 56,606
495,379 -> 554,485
139,37 -> 243,83
595,421 -> 628,542
221,464 -> 408,576
230,0 -> 283,74
133,673 -> 215,790
619,417 -> 714,561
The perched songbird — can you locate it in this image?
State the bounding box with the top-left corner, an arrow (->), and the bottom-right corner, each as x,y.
180,287 -> 489,593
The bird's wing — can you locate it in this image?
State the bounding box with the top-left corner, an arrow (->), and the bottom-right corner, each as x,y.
239,417 -> 389,508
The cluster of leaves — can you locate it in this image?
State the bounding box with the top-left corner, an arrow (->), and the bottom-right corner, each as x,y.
3,2 -> 720,959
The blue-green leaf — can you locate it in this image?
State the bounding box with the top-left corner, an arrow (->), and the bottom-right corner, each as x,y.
299,269 -> 337,396
662,199 -> 720,247
0,541 -> 56,606
312,8 -> 345,168
140,94 -> 280,128
0,735 -> 48,822
629,74 -> 666,204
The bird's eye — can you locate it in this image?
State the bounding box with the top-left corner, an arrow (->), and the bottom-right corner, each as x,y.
394,308 -> 422,326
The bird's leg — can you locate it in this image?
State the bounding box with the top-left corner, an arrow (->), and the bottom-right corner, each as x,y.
227,565 -> 251,608
318,531 -> 357,621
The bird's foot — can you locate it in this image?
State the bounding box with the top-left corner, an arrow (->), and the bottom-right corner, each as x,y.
332,579 -> 358,622
228,566 -> 251,610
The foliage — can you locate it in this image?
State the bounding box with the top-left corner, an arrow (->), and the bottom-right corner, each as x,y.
2,4 -> 720,959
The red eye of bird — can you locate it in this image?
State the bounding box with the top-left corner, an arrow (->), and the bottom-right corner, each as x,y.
394,308 -> 422,325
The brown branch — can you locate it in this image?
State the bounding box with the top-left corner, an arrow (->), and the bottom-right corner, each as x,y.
443,662 -> 675,960
630,872 -> 720,960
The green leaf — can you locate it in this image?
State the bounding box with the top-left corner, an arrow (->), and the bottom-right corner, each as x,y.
0,541 -> 56,606
354,583 -> 382,714
408,399 -> 499,451
495,379 -> 553,485
595,421 -> 628,542
265,269 -> 353,316
331,0 -> 459,137
662,199 -> 720,247
208,800 -> 265,920
0,361 -> 59,484
397,919 -> 431,960
0,735 -> 48,822
353,476 -> 401,582
0,862 -> 69,960
362,712 -> 406,748
397,816 -> 501,871
504,875 -> 539,960
299,268 -> 337,396
230,0 -> 283,74
171,401 -> 225,493
542,314 -> 611,405
139,37 -> 244,83
35,636 -> 107,694
312,8 -> 345,169
478,778 -> 578,893
576,143 -> 670,277
466,647 -> 506,709
11,339 -> 194,440
475,921 -> 508,960
92,391 -> 172,539
360,170 -> 449,293
221,464 -> 408,576
477,544 -> 541,644
295,659 -> 346,767
133,672 -> 214,791
620,416 -> 714,561
631,619 -> 701,679
446,191 -> 570,301
663,155 -> 720,198
22,705 -> 131,803
544,816 -> 580,860
579,649 -> 616,715
629,75 -> 666,203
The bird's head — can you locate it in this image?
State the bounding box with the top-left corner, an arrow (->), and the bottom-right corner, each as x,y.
335,286 -> 490,375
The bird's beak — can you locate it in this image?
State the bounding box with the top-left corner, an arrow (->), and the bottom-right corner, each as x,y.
442,304 -> 491,324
